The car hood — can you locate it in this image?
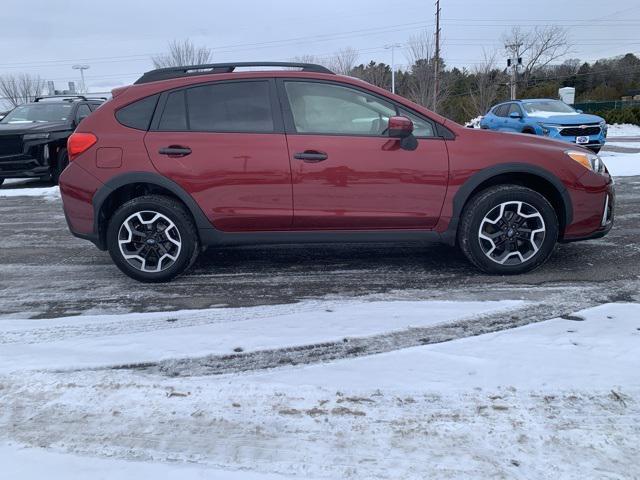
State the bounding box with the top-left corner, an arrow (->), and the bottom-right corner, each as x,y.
0,121 -> 70,135
525,112 -> 603,125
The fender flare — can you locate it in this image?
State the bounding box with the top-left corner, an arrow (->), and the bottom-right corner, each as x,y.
442,162 -> 573,244
92,171 -> 213,248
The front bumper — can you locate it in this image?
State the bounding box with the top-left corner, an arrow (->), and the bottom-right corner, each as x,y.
0,141 -> 53,179
561,180 -> 615,242
544,128 -> 606,150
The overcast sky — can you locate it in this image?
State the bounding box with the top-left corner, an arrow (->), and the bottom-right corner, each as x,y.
1,0 -> 638,93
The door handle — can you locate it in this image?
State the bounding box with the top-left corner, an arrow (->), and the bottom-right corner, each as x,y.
159,146 -> 192,157
294,150 -> 328,162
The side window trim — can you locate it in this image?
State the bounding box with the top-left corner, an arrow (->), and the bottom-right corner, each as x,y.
149,78 -> 284,134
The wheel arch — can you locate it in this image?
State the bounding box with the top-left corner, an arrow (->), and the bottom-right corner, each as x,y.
444,163 -> 573,244
92,172 -> 212,250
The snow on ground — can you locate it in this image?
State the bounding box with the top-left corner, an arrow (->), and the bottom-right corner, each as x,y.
1,302 -> 639,479
0,443 -> 296,480
607,123 -> 640,137
0,299 -> 523,372
600,150 -> 640,176
0,179 -> 59,200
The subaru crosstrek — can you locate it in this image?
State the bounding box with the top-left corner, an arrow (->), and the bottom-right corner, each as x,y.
479,99 -> 607,153
59,62 -> 614,282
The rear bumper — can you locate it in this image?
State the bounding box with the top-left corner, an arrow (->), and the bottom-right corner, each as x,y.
59,162 -> 104,248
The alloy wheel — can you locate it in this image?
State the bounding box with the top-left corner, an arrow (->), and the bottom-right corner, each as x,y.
478,201 -> 546,265
117,211 -> 182,272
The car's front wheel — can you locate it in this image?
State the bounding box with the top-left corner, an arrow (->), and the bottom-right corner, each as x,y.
458,185 -> 559,274
106,195 -> 199,282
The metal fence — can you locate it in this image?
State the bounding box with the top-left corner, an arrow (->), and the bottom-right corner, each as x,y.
573,100 -> 640,113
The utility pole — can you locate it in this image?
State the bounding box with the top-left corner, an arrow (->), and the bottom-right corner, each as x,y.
384,43 -> 402,93
504,44 -> 522,100
433,0 -> 441,112
72,64 -> 90,93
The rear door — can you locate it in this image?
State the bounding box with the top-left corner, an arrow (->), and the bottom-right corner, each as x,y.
144,79 -> 293,231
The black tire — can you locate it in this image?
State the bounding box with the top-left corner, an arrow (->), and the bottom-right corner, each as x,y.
106,195 -> 200,282
51,148 -> 68,185
522,128 -> 536,134
458,185 -> 559,275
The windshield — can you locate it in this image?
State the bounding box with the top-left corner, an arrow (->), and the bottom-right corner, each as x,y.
0,103 -> 73,124
522,100 -> 577,115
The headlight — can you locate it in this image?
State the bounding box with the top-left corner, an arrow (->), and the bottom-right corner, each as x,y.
538,122 -> 560,135
565,150 -> 607,174
23,133 -> 50,141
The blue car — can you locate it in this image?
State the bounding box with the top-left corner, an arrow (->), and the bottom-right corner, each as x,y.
479,99 -> 607,153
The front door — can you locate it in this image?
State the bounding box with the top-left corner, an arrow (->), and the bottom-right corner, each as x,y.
280,80 -> 449,230
144,79 -> 292,231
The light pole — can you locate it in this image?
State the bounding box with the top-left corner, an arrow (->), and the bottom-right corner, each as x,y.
72,64 -> 90,93
384,43 -> 402,94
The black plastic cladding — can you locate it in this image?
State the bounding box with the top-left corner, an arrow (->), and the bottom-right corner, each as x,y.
134,62 -> 334,85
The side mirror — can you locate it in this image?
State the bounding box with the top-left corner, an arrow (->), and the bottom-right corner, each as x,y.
388,116 -> 414,138
509,111 -> 522,119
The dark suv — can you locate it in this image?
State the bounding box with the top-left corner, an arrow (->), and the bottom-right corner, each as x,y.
59,62 -> 614,282
0,95 -> 104,185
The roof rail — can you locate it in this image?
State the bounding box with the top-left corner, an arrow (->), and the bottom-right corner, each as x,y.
134,62 -> 334,84
34,95 -> 88,102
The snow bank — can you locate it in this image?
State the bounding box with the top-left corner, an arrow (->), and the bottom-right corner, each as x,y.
0,180 -> 60,200
600,151 -> 640,176
607,123 -> 640,137
465,115 -> 482,128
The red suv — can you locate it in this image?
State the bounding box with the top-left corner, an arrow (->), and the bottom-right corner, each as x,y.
60,62 -> 614,282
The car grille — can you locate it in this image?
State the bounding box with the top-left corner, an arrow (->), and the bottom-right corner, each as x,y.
0,135 -> 24,156
559,125 -> 601,137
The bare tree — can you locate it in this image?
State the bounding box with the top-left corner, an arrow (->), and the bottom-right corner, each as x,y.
502,26 -> 571,84
152,39 -> 213,68
327,47 -> 359,75
467,50 -> 502,117
405,31 -> 448,111
0,73 -> 46,107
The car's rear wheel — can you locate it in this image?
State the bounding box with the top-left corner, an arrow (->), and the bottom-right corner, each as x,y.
458,185 -> 559,274
106,195 -> 199,282
51,148 -> 68,185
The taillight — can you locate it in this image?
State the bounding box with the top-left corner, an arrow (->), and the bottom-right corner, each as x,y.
67,133 -> 97,161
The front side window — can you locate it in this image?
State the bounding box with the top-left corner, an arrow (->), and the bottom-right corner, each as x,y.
508,104 -> 522,116
284,81 -> 396,136
76,104 -> 91,121
399,109 -> 435,137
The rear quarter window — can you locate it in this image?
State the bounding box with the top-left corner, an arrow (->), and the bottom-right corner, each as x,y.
115,94 -> 159,130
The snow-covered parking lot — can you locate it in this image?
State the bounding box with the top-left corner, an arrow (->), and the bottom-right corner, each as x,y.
1,137 -> 640,479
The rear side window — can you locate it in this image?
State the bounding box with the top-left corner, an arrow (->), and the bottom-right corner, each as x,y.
115,94 -> 159,130
156,81 -> 274,133
494,104 -> 509,117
